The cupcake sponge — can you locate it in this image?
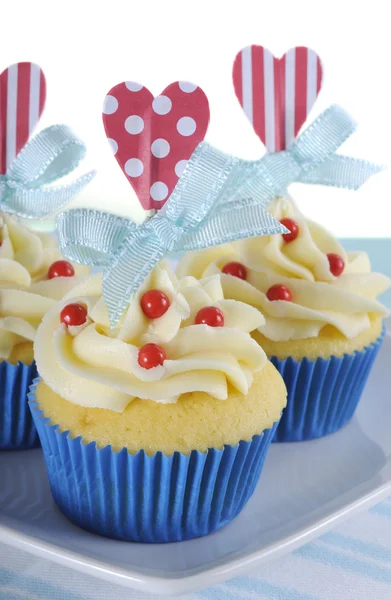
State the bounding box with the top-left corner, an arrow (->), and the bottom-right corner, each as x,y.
253,317 -> 383,361
6,342 -> 35,366
35,360 -> 286,456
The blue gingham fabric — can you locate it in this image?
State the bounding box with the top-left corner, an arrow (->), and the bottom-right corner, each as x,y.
1,238 -> 390,599
1,499 -> 391,599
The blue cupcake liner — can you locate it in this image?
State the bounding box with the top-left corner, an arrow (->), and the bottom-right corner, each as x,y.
28,379 -> 279,543
271,327 -> 385,443
0,360 -> 40,450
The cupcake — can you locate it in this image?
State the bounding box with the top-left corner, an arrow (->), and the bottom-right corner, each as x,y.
0,213 -> 89,449
29,264 -> 287,542
178,196 -> 390,441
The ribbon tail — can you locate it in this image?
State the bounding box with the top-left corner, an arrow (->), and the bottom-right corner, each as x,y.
299,155 -> 385,190
2,171 -> 96,219
178,204 -> 288,252
57,208 -> 136,267
103,235 -> 166,329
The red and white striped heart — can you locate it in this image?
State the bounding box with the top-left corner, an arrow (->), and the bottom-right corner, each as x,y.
233,46 -> 323,153
0,62 -> 46,174
102,82 -> 210,211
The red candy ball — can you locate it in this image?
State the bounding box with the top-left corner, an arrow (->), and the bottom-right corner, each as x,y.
140,289 -> 170,319
60,303 -> 88,327
327,253 -> 345,277
266,284 -> 293,302
138,343 -> 166,369
280,218 -> 299,243
48,260 -> 75,279
195,306 -> 225,327
222,262 -> 247,280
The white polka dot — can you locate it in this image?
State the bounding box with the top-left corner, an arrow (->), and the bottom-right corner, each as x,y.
125,115 -> 144,135
151,138 -> 170,158
178,81 -> 197,93
150,182 -> 168,201
152,95 -> 172,115
125,158 -> 144,177
176,116 -> 196,136
175,160 -> 188,177
107,138 -> 118,155
125,81 -> 143,92
103,95 -> 118,115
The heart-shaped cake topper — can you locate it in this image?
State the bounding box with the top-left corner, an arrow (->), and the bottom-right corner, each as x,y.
233,46 -> 323,153
0,62 -> 46,174
102,81 -> 210,211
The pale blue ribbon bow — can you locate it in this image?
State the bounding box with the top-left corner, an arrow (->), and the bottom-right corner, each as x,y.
0,125 -> 95,219
57,104 -> 383,328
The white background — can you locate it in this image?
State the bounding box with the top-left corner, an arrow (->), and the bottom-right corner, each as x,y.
2,0 -> 391,235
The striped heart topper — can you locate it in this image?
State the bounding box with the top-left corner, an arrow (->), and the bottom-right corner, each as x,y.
233,46 -> 323,153
0,62 -> 46,174
102,82 -> 210,211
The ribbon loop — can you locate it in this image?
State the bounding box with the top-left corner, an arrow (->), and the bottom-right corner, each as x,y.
7,125 -> 86,186
291,104 -> 356,169
57,209 -> 136,267
178,203 -> 286,253
57,104 -> 383,328
0,125 -> 95,219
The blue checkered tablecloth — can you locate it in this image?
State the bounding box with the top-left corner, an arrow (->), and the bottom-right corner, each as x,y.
1,239 -> 390,599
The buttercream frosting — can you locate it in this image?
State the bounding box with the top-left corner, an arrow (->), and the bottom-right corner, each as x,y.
34,264 -> 267,412
0,213 -> 89,360
177,196 -> 390,342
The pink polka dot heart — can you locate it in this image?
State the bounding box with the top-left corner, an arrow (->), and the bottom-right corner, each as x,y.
102,81 -> 210,211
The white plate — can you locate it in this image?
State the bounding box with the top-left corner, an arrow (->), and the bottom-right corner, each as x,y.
1,326 -> 391,596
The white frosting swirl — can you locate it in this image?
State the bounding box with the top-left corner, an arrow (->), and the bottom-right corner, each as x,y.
0,213 -> 89,360
177,196 -> 390,342
35,264 -> 267,412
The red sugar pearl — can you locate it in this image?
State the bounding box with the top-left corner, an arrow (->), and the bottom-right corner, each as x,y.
140,289 -> 170,319
266,284 -> 293,302
280,218 -> 299,243
327,253 -> 345,277
195,306 -> 225,327
138,343 -> 166,369
48,260 -> 75,279
60,303 -> 88,327
222,262 -> 247,280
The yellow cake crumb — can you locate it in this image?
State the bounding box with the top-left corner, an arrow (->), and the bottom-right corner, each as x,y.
35,361 -> 287,456
253,318 -> 383,361
5,342 -> 35,366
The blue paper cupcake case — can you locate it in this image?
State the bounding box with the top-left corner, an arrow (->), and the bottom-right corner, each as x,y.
271,327 -> 385,443
28,379 -> 279,543
0,360 -> 40,450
